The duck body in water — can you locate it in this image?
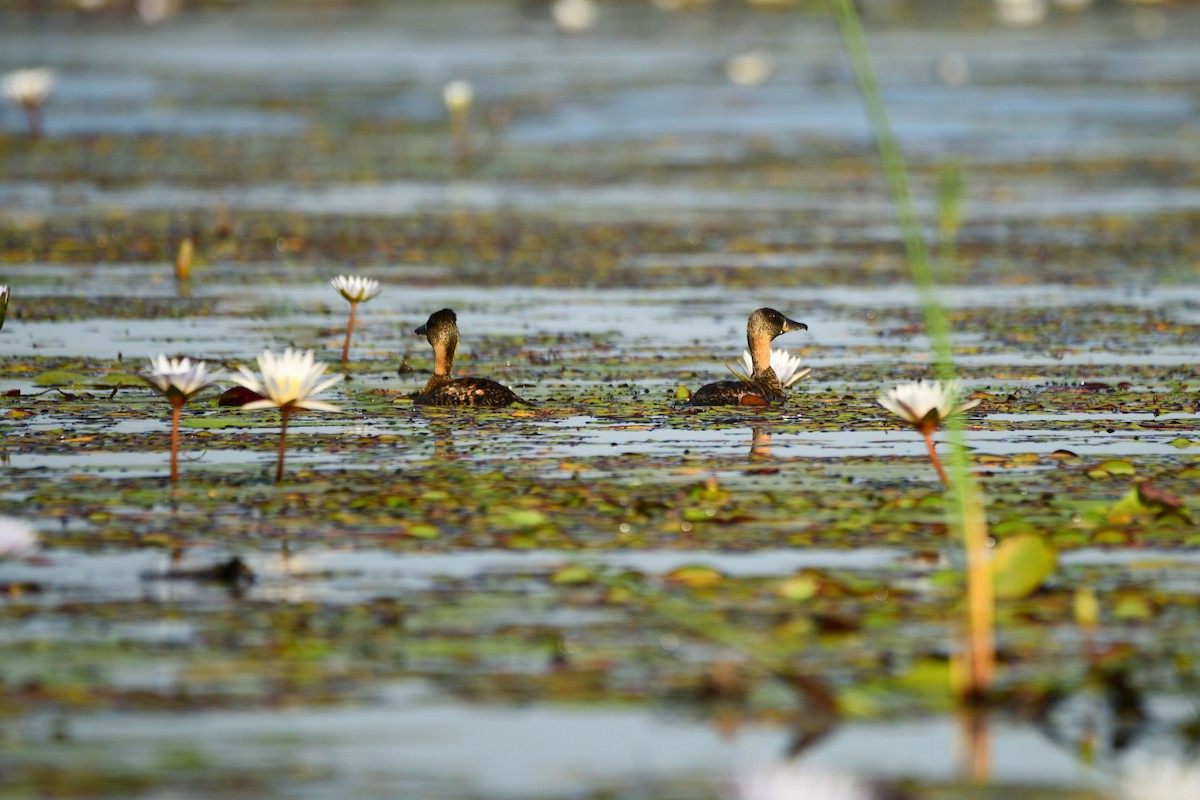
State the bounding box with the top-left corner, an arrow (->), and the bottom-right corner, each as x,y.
689,308 -> 807,406
413,308 -> 523,407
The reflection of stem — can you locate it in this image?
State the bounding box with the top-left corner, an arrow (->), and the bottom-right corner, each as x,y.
275,407 -> 291,484
341,302 -> 357,364
923,430 -> 950,488
169,400 -> 182,483
957,709 -> 991,783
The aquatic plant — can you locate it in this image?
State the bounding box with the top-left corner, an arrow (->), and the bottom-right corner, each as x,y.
0,516 -> 37,558
734,763 -> 877,800
1114,755 -> 1200,800
877,379 -> 979,487
733,347 -> 810,389
2,67 -> 56,138
175,238 -> 194,284
552,0 -> 597,33
830,0 -> 994,702
330,274 -> 381,364
0,284 -> 8,331
141,355 -> 223,483
233,348 -> 341,483
443,79 -> 474,164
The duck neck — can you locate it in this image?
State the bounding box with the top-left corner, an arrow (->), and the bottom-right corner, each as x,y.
434,334 -> 458,378
747,333 -> 772,376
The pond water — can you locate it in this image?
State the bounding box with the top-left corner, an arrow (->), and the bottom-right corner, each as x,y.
2,1 -> 1200,798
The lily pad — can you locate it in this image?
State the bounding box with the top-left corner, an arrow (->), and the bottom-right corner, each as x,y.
993,534 -> 1057,600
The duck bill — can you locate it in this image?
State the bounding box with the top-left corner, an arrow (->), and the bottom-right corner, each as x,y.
781,316 -> 807,333
414,323 -> 428,336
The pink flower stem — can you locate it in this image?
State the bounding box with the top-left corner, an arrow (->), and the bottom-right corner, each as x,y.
923,430 -> 951,488
341,302 -> 357,365
169,400 -> 183,483
275,407 -> 291,484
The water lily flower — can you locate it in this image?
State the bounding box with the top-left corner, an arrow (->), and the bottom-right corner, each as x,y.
443,79 -> 474,115
553,0 -> 597,33
0,285 -> 9,331
233,348 -> 341,483
142,356 -> 223,482
734,763 -> 878,800
0,516 -> 37,559
734,347 -> 811,389
1114,755 -> 1200,800
878,379 -> 980,486
443,79 -> 474,163
329,274 -> 382,364
2,67 -> 56,137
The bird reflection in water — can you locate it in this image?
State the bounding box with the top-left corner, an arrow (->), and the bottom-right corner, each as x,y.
749,426 -> 772,460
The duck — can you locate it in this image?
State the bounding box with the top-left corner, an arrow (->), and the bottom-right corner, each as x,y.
689,307 -> 808,406
413,308 -> 524,406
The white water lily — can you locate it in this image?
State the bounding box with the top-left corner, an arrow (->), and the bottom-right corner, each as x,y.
553,0 -> 597,32
2,67 -> 55,108
330,274 -> 381,305
142,356 -> 222,483
142,355 -> 222,403
878,379 -> 979,433
3,67 -> 55,137
735,348 -> 810,389
735,763 -> 877,800
1114,755 -> 1200,800
0,517 -> 37,559
234,348 -> 341,413
330,275 -> 381,363
234,349 -> 341,483
442,79 -> 474,114
878,379 -> 980,487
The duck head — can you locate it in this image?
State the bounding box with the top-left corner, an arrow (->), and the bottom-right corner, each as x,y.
746,308 -> 806,372
415,308 -> 460,377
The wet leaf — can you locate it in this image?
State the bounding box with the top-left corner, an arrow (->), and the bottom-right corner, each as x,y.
993,534 -> 1057,600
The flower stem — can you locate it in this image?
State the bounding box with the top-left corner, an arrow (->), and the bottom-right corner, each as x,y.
341,302 -> 357,364
169,400 -> 182,483
275,407 -> 290,484
923,430 -> 951,488
26,104 -> 43,139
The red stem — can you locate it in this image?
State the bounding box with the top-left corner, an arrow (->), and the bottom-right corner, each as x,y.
169,400 -> 182,483
341,302 -> 357,364
924,430 -> 951,488
275,407 -> 290,484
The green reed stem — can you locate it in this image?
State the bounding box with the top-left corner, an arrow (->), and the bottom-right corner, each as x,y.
829,0 -> 992,698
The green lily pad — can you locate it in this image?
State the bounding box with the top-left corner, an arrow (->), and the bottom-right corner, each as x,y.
33,370 -> 91,387
993,534 -> 1057,600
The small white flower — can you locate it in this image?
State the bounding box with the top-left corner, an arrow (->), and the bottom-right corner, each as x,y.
2,67 -> 56,108
443,79 -> 474,114
234,348 -> 341,413
735,763 -> 876,800
0,517 -> 37,559
738,348 -> 811,389
1114,755 -> 1200,800
553,0 -> 597,32
329,274 -> 381,304
142,355 -> 222,403
878,379 -> 980,433
727,51 -> 774,87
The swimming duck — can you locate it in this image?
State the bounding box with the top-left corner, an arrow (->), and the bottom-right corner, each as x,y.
689,308 -> 807,406
413,308 -> 523,406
